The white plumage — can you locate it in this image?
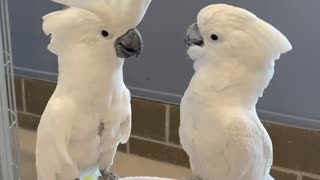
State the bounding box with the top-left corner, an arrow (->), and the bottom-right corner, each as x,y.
180,4 -> 292,180
35,1 -> 152,180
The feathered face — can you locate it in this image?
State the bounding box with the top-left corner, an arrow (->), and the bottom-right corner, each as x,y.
43,0 -> 152,59
185,4 -> 292,69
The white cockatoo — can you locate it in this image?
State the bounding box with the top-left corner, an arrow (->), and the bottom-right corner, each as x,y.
35,0 -> 152,180
180,4 -> 292,180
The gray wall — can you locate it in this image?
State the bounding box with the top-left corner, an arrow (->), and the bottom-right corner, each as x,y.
9,0 -> 320,129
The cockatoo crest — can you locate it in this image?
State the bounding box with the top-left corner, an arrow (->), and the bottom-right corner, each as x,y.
197,4 -> 292,64
51,0 -> 152,29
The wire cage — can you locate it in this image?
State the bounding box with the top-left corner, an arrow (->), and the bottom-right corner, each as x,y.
0,0 -> 21,179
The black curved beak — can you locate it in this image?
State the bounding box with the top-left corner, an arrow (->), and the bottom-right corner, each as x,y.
115,28 -> 143,58
185,23 -> 204,47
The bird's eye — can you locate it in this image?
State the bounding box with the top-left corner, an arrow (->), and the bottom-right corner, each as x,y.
210,34 -> 219,41
100,30 -> 110,38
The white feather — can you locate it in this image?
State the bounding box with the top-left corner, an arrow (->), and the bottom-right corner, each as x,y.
180,4 -> 292,180
36,1 -> 151,179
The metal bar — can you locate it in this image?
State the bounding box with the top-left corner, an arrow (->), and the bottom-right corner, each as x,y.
0,37 -> 14,180
0,0 -> 21,178
0,3 -> 11,178
4,0 -> 21,174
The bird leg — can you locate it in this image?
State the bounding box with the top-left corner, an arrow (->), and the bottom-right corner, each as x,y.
98,169 -> 120,180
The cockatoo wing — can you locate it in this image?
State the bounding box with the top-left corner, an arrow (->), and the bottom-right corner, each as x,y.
118,89 -> 132,144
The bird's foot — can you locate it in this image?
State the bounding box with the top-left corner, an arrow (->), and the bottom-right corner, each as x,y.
98,170 -> 119,180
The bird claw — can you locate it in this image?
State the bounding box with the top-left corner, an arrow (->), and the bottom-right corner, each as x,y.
99,170 -> 120,180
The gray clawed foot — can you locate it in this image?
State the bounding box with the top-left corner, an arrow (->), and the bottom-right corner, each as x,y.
98,169 -> 120,180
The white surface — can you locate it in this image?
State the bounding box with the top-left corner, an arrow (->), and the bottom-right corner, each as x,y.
19,128 -> 191,180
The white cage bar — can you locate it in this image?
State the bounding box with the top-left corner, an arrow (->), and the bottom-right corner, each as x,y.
0,0 -> 21,179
